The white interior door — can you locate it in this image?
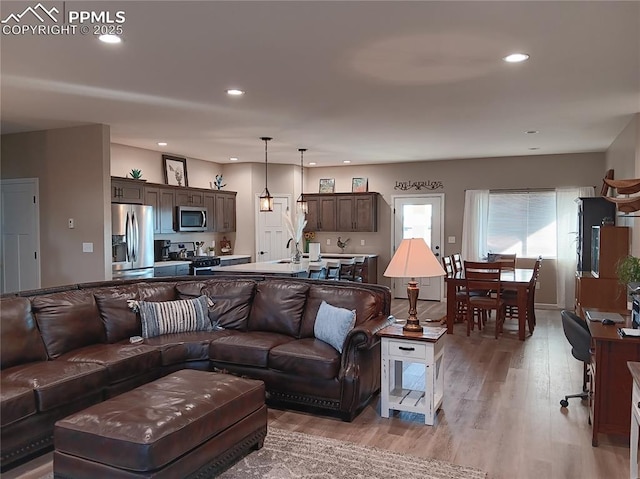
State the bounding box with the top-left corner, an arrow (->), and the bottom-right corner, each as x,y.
392,195 -> 444,300
256,195 -> 290,262
1,178 -> 41,293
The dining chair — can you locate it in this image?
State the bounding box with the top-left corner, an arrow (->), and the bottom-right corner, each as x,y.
488,253 -> 516,270
463,261 -> 505,338
452,253 -> 463,274
353,256 -> 366,282
325,260 -> 341,280
307,263 -> 327,279
339,258 -> 357,281
503,257 -> 542,330
442,256 -> 455,277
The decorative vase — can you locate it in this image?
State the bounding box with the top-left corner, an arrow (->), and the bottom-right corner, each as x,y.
291,242 -> 302,264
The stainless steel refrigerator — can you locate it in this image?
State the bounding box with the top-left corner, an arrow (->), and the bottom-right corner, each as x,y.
112,204 -> 154,279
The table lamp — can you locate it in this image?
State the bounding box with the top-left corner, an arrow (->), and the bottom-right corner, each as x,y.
383,238 -> 446,333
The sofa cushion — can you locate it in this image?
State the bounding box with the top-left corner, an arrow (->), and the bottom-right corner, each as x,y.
143,330 -> 234,366
248,280 -> 308,337
59,343 -> 161,384
136,282 -> 177,301
300,284 -> 381,338
31,290 -> 105,359
178,279 -> 257,330
210,331 -> 293,368
94,285 -> 141,343
313,301 -> 356,353
0,297 -> 48,369
0,383 -> 36,426
133,295 -> 213,338
269,338 -> 340,380
2,361 -> 107,412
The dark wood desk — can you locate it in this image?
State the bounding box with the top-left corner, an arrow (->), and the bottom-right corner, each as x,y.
444,268 -> 534,341
587,315 -> 640,446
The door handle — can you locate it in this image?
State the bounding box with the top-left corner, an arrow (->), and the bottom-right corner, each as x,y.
259,251 -> 267,255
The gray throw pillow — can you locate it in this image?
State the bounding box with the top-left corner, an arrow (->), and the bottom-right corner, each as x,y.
313,300 -> 356,353
128,295 -> 213,339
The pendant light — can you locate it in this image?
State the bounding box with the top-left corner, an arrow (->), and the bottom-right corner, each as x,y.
259,137 -> 274,212
296,148 -> 308,214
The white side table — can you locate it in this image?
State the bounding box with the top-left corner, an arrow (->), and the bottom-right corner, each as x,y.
378,324 -> 446,425
628,361 -> 640,479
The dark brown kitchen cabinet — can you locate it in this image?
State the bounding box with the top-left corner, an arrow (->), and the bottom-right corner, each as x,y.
304,193 -> 378,232
336,193 -> 378,232
175,190 -> 204,207
215,192 -> 236,233
144,185 -> 176,233
111,177 -> 145,204
304,195 -> 336,232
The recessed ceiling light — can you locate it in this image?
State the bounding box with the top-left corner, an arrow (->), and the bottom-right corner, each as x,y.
229,157 -> 238,161
226,89 -> 245,96
98,34 -> 121,44
525,130 -> 539,135
503,53 -> 530,63
529,147 -> 540,150
157,142 -> 167,146
309,162 -> 317,166
343,160 -> 351,164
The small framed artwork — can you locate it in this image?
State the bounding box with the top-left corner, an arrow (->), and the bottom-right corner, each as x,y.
352,177 -> 368,193
163,155 -> 188,187
319,178 -> 335,193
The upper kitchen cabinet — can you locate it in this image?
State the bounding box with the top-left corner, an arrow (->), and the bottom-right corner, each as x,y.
111,177 -> 145,204
304,195 -> 336,232
175,189 -> 204,207
215,191 -> 236,233
144,185 -> 176,234
336,193 -> 378,232
203,191 -> 236,233
304,193 -> 378,232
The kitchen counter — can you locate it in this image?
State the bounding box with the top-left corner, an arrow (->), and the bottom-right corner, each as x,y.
154,260 -> 191,267
219,255 -> 251,262
303,253 -> 378,258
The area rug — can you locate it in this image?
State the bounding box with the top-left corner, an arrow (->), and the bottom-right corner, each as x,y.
33,428 -> 486,479
219,428 -> 487,479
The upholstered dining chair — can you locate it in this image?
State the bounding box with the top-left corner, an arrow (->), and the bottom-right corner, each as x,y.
463,261 -> 505,338
353,256 -> 366,282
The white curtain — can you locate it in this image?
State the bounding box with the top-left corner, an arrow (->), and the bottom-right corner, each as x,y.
461,190 -> 489,262
556,186 -> 595,309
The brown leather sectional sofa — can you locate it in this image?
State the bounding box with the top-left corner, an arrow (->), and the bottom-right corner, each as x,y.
0,276 -> 391,470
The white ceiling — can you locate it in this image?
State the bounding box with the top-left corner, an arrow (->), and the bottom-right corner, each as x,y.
1,1 -> 639,167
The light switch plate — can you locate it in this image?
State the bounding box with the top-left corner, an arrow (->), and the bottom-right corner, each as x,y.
360,239 -> 365,246
326,239 -> 331,245
82,242 -> 93,253
447,236 -> 456,244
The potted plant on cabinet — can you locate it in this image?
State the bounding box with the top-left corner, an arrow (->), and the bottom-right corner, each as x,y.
616,255 -> 640,299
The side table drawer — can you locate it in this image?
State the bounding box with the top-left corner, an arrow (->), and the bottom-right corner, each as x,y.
388,339 -> 426,359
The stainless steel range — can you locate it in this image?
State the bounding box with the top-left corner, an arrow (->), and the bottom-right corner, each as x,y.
190,255 -> 221,275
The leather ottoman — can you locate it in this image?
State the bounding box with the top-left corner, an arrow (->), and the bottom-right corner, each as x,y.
53,370 -> 266,478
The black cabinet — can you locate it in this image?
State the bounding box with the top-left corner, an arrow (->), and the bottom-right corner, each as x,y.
577,197 -> 616,272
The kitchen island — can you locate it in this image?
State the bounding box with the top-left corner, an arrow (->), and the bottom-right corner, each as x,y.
214,259 -> 326,277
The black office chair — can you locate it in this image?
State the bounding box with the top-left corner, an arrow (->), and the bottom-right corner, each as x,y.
559,310 -> 592,408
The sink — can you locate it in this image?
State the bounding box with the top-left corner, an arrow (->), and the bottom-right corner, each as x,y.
278,259 -> 292,263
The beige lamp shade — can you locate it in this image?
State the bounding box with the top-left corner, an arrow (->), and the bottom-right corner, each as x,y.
384,238 -> 446,279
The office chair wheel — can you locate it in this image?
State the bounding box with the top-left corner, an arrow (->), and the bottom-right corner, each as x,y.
560,399 -> 569,408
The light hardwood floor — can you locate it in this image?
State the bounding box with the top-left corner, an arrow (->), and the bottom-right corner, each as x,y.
4,300 -> 630,479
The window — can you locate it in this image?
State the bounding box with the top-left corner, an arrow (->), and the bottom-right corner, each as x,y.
487,191 -> 557,258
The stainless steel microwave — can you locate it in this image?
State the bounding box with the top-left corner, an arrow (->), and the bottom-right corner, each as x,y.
176,206 -> 207,232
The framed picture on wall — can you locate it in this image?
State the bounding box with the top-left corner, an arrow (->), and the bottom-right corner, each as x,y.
352,177 -> 368,193
319,178 -> 335,193
163,155 -> 188,187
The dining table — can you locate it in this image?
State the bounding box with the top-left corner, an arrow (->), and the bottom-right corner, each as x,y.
444,267 -> 535,341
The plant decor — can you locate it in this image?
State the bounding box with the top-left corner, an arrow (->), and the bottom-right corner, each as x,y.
130,169 -> 143,179
616,255 -> 640,285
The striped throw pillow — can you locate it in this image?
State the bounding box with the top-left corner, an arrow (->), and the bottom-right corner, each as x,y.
132,295 -> 213,339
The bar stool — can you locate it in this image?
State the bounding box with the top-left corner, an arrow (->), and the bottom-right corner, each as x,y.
325,260 -> 341,280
